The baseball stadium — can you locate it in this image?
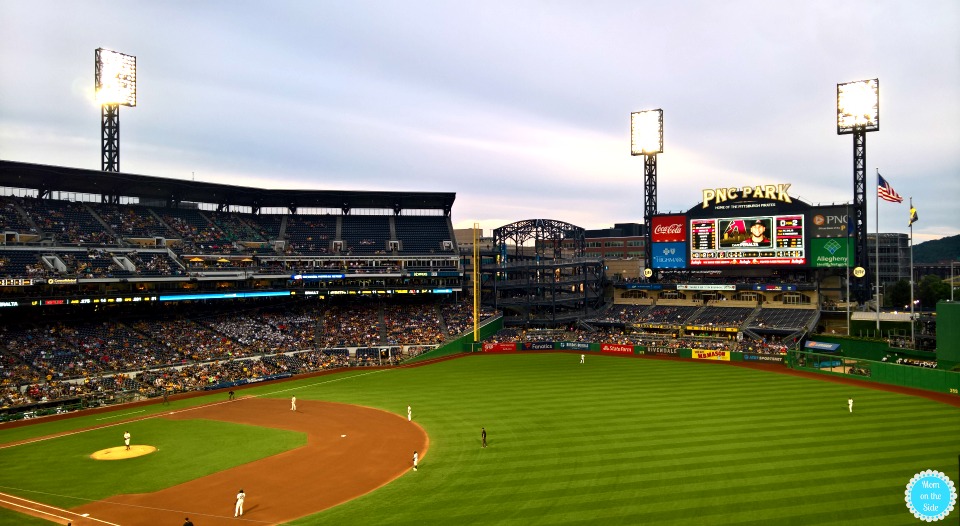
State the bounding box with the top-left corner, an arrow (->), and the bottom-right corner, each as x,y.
0,155 -> 957,526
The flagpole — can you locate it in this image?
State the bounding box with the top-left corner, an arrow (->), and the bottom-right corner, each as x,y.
909,196 -> 915,348
875,168 -> 880,334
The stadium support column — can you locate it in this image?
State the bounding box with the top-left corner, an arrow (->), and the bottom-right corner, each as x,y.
101,104 -> 120,172
644,153 -> 657,274
852,128 -> 867,302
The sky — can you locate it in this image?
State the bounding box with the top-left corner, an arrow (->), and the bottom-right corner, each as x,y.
1,1 -> 958,241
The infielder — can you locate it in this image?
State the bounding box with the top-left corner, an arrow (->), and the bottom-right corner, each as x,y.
123,431 -> 131,451
234,488 -> 246,517
291,396 -> 297,411
407,405 -> 412,422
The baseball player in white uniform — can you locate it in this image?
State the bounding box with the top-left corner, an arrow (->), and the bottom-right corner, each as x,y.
291,396 -> 297,411
234,489 -> 246,517
412,451 -> 418,471
848,398 -> 853,413
407,405 -> 412,421
580,354 -> 585,364
123,431 -> 131,450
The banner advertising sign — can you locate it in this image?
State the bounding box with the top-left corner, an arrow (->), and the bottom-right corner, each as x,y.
677,284 -> 736,291
559,342 -> 591,350
651,242 -> 687,269
692,349 -> 730,361
482,342 -> 516,353
651,215 -> 687,243
751,284 -> 798,291
810,207 -> 851,238
646,347 -> 680,355
809,237 -> 852,268
625,283 -> 663,290
742,353 -> 785,363
521,341 -> 554,350
600,343 -> 634,354
804,340 -> 840,351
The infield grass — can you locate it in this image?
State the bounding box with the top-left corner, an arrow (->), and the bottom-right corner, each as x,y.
1,353 -> 958,525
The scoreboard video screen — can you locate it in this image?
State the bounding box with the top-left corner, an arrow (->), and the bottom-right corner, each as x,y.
690,215 -> 806,266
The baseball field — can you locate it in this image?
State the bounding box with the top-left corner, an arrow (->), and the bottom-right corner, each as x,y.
0,352 -> 958,525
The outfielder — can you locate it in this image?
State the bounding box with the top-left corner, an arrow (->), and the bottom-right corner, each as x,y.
580,354 -> 585,364
848,398 -> 853,413
407,405 -> 412,422
234,488 -> 246,517
412,451 -> 418,471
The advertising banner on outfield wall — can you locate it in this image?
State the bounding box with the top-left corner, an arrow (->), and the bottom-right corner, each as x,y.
559,342 -> 591,350
646,347 -> 680,355
742,353 -> 785,363
482,342 -> 516,353
521,341 -> 554,350
600,343 -> 634,354
692,349 -> 730,361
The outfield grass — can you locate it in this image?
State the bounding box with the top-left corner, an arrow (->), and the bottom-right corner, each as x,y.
1,354 -> 958,525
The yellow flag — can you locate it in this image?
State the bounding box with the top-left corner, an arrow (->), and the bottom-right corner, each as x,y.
909,206 -> 918,226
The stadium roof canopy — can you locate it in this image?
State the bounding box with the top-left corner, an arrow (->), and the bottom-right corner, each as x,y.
0,160 -> 456,214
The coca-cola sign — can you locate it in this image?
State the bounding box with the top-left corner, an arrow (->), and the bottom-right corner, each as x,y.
651,215 -> 687,242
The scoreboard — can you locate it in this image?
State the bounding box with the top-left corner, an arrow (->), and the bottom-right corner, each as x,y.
689,214 -> 806,266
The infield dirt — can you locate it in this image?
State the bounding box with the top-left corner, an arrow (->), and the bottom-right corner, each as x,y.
60,398 -> 427,526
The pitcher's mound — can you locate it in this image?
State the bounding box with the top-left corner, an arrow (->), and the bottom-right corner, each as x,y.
90,445 -> 157,460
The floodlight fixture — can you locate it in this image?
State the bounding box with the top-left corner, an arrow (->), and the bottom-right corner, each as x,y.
631,109 -> 663,155
836,79 -> 878,135
95,48 -> 137,107
837,78 -> 879,304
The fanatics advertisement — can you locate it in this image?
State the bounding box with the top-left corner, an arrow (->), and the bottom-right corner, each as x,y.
521,342 -> 554,350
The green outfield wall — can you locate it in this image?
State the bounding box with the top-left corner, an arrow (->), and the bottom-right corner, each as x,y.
787,350 -> 960,396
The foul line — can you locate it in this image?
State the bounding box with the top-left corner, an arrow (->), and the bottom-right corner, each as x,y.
95,409 -> 145,421
0,491 -> 120,526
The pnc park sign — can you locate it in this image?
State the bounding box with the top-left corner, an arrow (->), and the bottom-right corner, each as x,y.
702,184 -> 793,209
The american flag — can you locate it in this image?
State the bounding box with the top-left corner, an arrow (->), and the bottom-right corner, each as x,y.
877,174 -> 903,203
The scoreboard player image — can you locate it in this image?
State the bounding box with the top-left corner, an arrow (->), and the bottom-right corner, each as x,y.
718,217 -> 773,248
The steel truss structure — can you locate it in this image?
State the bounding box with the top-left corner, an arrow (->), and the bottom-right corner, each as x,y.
483,219 -> 606,327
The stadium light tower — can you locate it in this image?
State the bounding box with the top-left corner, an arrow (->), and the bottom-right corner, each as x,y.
836,79 -> 878,304
95,48 -> 137,172
631,109 -> 663,278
